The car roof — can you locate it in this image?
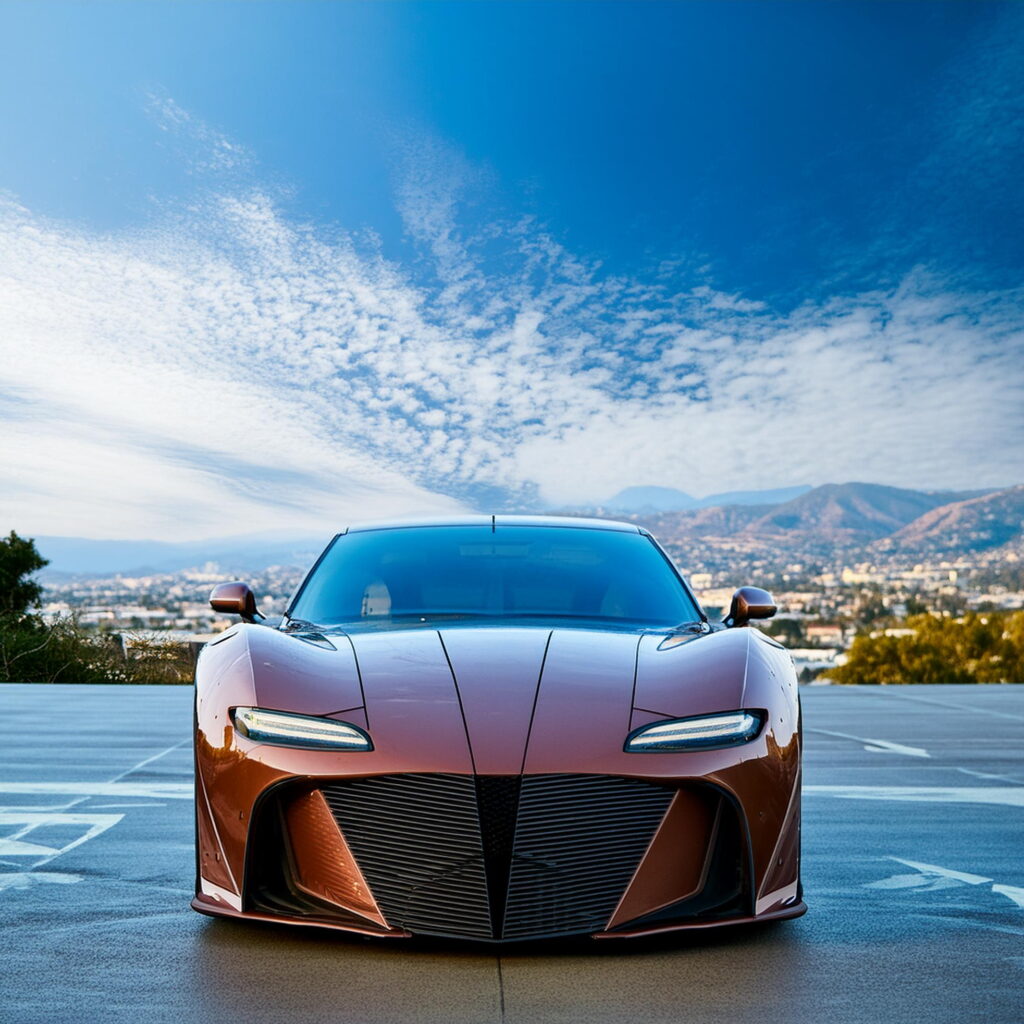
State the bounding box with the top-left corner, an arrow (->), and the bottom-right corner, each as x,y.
342,514 -> 642,535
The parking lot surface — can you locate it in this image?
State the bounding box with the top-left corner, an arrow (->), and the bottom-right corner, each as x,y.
1,683 -> 1022,1024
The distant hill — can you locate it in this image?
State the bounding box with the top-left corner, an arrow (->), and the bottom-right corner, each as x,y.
625,482 -> 1011,558
605,483 -> 811,513
633,503 -> 770,539
698,485 -> 812,509
745,482 -> 986,546
27,482 -> 1021,578
35,533 -> 332,577
880,485 -> 1024,554
605,486 -> 696,512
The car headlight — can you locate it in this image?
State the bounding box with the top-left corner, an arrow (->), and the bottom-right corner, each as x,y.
232,707 -> 373,751
625,710 -> 764,752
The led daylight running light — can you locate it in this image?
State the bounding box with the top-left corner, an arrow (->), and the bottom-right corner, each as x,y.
232,707 -> 373,751
625,711 -> 763,752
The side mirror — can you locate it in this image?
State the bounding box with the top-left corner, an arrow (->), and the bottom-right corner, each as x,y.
209,581 -> 263,624
725,586 -> 777,628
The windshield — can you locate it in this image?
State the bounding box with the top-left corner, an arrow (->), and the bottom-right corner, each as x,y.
288,524 -> 702,630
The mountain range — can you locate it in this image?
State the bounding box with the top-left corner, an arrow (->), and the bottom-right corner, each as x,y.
34,532 -> 333,577
29,481 -> 1023,576
628,482 -> 1022,558
879,485 -> 1024,554
603,484 -> 812,513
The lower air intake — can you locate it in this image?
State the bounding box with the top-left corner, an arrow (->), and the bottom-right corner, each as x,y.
320,773 -> 674,941
501,774 -> 675,938
321,773 -> 492,939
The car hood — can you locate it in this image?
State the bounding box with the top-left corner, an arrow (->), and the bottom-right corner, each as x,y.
241,623 -> 753,775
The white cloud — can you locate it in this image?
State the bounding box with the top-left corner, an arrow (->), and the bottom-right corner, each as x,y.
0,110 -> 1022,540
146,91 -> 251,174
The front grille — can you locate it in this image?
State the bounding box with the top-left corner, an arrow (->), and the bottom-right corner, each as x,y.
320,773 -> 674,941
321,774 -> 493,939
475,776 -> 521,936
503,775 -> 675,938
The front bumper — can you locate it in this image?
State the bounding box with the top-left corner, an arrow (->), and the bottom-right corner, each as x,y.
194,771 -> 804,942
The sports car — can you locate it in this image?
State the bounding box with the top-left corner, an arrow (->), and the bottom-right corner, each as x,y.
192,515 -> 804,941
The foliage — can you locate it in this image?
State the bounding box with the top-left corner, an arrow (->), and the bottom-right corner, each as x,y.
0,530 -> 194,684
120,631 -> 197,685
0,531 -> 48,618
829,611 -> 1024,685
0,615 -> 194,685
761,618 -> 806,647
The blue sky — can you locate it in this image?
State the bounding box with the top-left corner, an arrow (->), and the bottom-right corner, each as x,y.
0,1 -> 1022,538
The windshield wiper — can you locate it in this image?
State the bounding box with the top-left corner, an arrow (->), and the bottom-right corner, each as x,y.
668,620 -> 710,634
282,617 -> 323,633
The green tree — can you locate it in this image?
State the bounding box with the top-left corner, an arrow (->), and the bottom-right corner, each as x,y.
761,618 -> 806,647
0,531 -> 192,684
0,531 -> 48,619
831,611 -> 1024,685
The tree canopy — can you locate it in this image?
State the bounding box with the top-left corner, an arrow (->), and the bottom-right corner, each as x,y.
829,611 -> 1024,685
0,531 -> 48,618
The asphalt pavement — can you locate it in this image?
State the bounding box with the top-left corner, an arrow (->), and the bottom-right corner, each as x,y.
1,682 -> 1022,1024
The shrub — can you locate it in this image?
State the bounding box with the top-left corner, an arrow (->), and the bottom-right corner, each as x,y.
0,530 -> 195,684
0,615 -> 194,685
828,610 -> 1024,685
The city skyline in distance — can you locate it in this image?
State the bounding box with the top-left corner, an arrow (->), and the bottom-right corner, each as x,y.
29,480 -> 1024,576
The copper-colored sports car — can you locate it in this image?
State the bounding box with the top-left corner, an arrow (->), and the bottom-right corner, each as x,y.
192,516 -> 804,941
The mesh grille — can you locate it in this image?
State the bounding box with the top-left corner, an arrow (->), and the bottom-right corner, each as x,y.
320,773 -> 674,941
320,774 -> 493,939
503,774 -> 675,938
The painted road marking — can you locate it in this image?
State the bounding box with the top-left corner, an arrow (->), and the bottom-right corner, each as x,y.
0,782 -> 191,799
867,858 -> 1024,921
0,811 -> 124,863
887,857 -> 991,884
860,739 -> 930,758
0,871 -> 82,892
957,767 -> 1024,784
108,739 -> 190,778
808,728 -> 930,758
0,738 -> 190,893
993,885 -> 1024,909
0,838 -> 61,856
805,785 -> 1024,807
854,687 -> 1024,722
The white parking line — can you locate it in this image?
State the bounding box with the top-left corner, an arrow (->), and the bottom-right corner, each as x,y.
0,811 -> 124,859
855,687 -> 1024,722
808,728 -> 930,758
867,858 -> 1024,916
957,767 -> 1024,784
993,885 -> 1024,909
0,782 -> 191,799
0,738 -> 191,890
888,857 -> 991,884
0,871 -> 82,892
114,740 -> 189,775
805,785 -> 1024,807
